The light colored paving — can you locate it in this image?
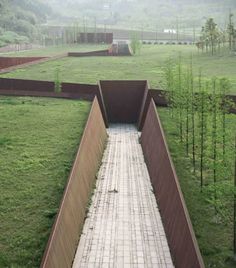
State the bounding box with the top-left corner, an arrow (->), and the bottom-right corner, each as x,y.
72,124 -> 174,268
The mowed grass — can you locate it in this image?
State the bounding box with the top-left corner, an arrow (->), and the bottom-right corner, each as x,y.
0,97 -> 91,267
158,107 -> 236,268
1,45 -> 236,94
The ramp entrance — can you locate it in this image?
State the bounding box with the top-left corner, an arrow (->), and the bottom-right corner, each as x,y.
72,124 -> 173,268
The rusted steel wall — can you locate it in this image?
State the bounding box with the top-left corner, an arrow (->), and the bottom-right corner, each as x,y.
149,89 -> 168,107
68,50 -> 109,57
40,97 -> 107,268
79,32 -> 113,44
99,80 -> 147,124
0,78 -> 109,126
137,82 -> 150,130
0,77 -> 54,91
138,88 -> 169,130
62,82 -> 108,127
141,99 -> 205,268
0,57 -> 47,69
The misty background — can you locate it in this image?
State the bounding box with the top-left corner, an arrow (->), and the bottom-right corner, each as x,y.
0,0 -> 236,46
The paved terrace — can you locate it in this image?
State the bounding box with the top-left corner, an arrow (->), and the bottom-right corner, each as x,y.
73,124 -> 174,268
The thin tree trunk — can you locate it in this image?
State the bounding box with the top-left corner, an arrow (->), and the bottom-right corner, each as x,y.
190,56 -> 196,173
234,135 -> 236,259
212,78 -> 217,214
178,54 -> 183,142
199,71 -> 204,190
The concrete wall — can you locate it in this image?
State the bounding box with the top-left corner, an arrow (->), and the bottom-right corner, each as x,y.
0,57 -> 47,69
40,97 -> 108,268
140,99 -> 204,268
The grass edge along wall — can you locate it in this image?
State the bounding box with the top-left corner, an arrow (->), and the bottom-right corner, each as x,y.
0,96 -> 91,267
41,97 -> 107,268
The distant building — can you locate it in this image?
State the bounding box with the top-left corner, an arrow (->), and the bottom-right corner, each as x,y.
164,29 -> 177,34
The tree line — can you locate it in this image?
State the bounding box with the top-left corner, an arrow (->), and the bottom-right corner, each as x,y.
164,54 -> 236,259
197,12 -> 236,55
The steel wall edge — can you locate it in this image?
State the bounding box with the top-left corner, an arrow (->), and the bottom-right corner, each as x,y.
40,96 -> 108,268
141,99 -> 205,268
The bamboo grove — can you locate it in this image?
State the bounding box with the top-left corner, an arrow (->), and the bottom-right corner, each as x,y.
163,54 -> 236,257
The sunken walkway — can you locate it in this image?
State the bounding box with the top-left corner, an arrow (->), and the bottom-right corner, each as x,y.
73,124 -> 174,268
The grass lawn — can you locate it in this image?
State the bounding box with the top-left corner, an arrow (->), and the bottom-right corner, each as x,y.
0,96 -> 91,267
158,107 -> 236,268
1,45 -> 236,94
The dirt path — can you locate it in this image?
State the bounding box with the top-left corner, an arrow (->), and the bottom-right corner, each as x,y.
72,124 -> 174,268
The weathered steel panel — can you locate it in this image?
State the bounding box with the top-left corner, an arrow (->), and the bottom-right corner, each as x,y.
0,78 -> 109,126
0,57 -> 47,69
141,99 -> 205,268
100,80 -> 147,124
40,97 -> 108,268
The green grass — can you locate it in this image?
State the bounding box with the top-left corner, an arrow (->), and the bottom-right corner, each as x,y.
0,96 -> 91,267
1,45 -> 236,94
158,107 -> 236,268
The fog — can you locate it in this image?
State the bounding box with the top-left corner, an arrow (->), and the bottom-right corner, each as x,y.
43,0 -> 236,33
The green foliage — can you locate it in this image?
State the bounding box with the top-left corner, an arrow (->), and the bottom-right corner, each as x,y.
199,18 -> 221,55
162,53 -> 236,266
130,33 -> 142,55
159,107 -> 236,268
0,31 -> 29,46
0,96 -> 90,267
1,45 -> 236,94
0,0 -> 51,45
54,68 -> 62,93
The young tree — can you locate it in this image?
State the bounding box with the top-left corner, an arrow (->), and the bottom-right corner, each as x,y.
198,71 -> 208,190
228,12 -> 235,51
234,135 -> 236,259
130,33 -> 141,55
163,58 -> 175,117
205,18 -> 219,55
211,78 -> 219,213
177,53 -> 184,142
190,55 -> 196,173
54,68 -> 61,93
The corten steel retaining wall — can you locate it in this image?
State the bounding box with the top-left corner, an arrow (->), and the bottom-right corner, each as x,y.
137,81 -> 149,130
0,78 -> 109,125
138,89 -> 169,130
68,50 -> 109,57
141,99 -> 205,268
99,80 -> 147,124
62,82 -> 109,127
40,97 -> 108,268
79,32 -> 113,44
0,77 -> 54,92
0,57 -> 47,69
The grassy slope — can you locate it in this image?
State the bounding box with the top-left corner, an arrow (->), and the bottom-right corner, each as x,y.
0,97 -> 90,267
1,45 -> 236,94
158,107 -> 236,268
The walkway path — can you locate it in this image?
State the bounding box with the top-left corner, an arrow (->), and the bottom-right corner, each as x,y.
72,124 -> 174,268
